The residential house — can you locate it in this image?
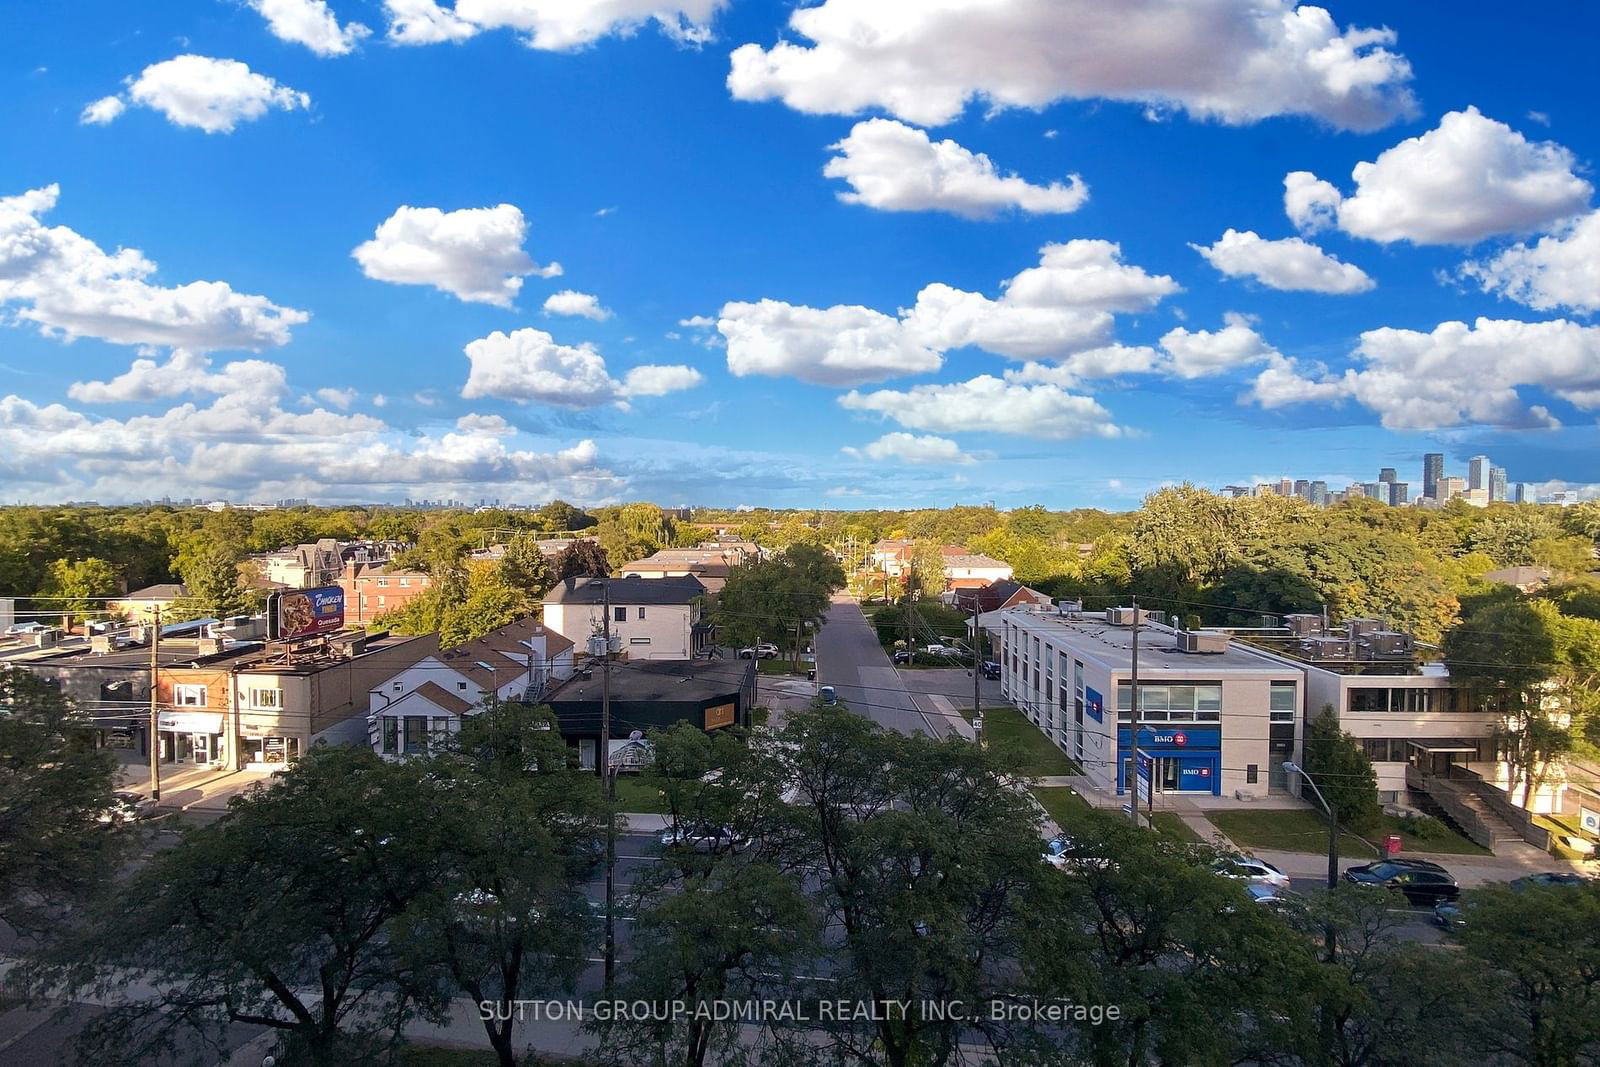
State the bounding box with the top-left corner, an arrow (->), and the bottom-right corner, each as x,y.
339,561 -> 432,622
109,584 -> 188,624
542,575 -> 713,661
368,616 -> 575,758
621,548 -> 741,593
940,549 -> 1014,590
1482,565 -> 1553,593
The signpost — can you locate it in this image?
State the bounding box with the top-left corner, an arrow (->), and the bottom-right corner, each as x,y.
1135,751 -> 1152,808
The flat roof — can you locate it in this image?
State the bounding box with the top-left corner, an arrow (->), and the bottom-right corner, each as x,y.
1232,635 -> 1446,678
547,658 -> 750,704
997,610 -> 1300,675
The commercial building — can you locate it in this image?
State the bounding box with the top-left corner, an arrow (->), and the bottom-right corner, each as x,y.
1423,453 -> 1444,500
543,575 -> 714,661
986,606 -> 1304,800
1490,466 -> 1509,503
1469,455 -> 1491,492
544,657 -> 757,772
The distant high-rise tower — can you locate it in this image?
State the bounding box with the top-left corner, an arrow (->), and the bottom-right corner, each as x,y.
1490,466 -> 1508,503
1310,480 -> 1329,507
1392,482 -> 1410,506
1423,453 -> 1444,500
1513,482 -> 1532,504
1379,467 -> 1397,484
1469,455 -> 1491,491
1293,479 -> 1311,500
1277,478 -> 1294,497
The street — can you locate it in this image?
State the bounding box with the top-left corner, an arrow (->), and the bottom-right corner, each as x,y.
814,596 -> 942,736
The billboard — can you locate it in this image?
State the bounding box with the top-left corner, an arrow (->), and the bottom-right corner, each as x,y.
269,586 -> 346,641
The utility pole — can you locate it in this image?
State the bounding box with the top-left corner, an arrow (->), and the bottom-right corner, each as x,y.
969,592 -> 983,746
1129,596 -> 1141,826
148,606 -> 161,802
598,577 -> 616,991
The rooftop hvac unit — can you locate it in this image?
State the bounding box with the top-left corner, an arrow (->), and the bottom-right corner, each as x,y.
1176,630 -> 1231,654
1284,613 -> 1322,637
1105,607 -> 1150,626
1363,631 -> 1414,657
1055,599 -> 1084,616
90,635 -> 113,655
1300,636 -> 1353,660
197,638 -> 223,656
1345,618 -> 1383,640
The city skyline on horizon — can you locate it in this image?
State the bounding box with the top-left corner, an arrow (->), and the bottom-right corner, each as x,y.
3,3 -> 1599,509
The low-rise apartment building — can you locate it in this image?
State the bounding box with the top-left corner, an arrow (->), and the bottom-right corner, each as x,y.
542,575 -> 713,661
989,606 -> 1303,800
339,561 -> 432,622
108,584 -> 188,624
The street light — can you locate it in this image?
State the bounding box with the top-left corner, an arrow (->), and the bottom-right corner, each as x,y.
1283,760 -> 1338,961
588,576 -> 616,991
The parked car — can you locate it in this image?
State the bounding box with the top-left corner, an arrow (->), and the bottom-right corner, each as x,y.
1554,833 -> 1597,857
1041,834 -> 1111,871
737,643 -> 780,659
1245,884 -> 1296,907
1434,900 -> 1466,930
924,643 -> 958,656
1213,855 -> 1292,889
1343,859 -> 1460,905
1509,872 -> 1591,890
981,660 -> 1002,679
819,685 -> 837,706
892,650 -> 912,664
97,790 -> 159,824
660,824 -> 751,852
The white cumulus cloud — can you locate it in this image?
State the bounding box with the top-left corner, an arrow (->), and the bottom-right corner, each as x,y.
353,203 -> 560,307
460,327 -> 702,408
718,300 -> 943,387
729,0 -> 1416,130
840,375 -> 1126,440
1159,314 -> 1280,379
1461,210 -> 1600,314
0,185 -> 308,350
250,0 -> 371,56
1246,316 -> 1600,429
384,0 -> 728,50
543,289 -> 612,320
823,119 -> 1087,219
85,55 -> 311,134
1193,228 -> 1373,293
1285,107 -> 1592,245
842,432 -> 976,465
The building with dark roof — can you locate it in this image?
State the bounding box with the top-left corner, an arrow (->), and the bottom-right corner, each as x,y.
544,657 -> 756,773
543,575 -> 714,660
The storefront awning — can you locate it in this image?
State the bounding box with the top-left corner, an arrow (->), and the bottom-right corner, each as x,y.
159,711 -> 224,734
1407,738 -> 1480,754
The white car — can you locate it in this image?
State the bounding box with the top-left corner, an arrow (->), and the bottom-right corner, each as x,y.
97,791 -> 159,823
1042,834 -> 1112,871
737,644 -> 780,659
1214,856 -> 1292,889
660,824 -> 751,852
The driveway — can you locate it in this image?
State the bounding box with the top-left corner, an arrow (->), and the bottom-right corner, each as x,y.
815,596 -> 944,736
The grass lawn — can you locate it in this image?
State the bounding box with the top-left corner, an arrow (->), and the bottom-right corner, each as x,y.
1209,809 -> 1490,859
964,707 -> 1081,777
1152,812 -> 1204,844
611,774 -> 670,814
1031,787 -> 1199,845
757,659 -> 808,676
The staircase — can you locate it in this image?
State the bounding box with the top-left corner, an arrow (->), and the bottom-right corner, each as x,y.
1405,766 -> 1519,851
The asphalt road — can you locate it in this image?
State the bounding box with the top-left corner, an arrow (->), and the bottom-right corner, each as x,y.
815,596 -> 939,736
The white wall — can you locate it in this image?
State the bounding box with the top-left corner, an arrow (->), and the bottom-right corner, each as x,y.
544,602 -> 695,660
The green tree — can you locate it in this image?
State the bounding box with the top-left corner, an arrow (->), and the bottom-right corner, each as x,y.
498,529 -> 553,607
553,538 -> 611,582
397,702 -> 604,1067
30,747 -> 459,1065
1456,881 -> 1600,1066
40,556 -> 119,624
174,541 -> 252,619
0,668 -> 127,934
1470,508 -> 1563,567
1302,708 -> 1382,830
538,499 -> 596,532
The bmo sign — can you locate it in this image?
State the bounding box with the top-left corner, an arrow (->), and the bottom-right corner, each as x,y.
1148,731 -> 1188,746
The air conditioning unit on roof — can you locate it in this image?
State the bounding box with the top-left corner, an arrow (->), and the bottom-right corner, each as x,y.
1177,630 -> 1230,654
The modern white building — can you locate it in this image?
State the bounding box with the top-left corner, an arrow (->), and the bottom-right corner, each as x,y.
987,606 -> 1304,800
542,575 -> 713,661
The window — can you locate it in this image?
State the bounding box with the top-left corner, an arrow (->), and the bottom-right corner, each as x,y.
630,637 -> 651,645
377,578 -> 389,587
1247,764 -> 1259,784
614,606 -> 627,622
403,716 -> 427,753
456,681 -> 468,692
377,596 -> 386,607
399,577 -> 411,587
249,687 -> 282,709
1349,687 -> 1387,713
430,717 -> 451,739
638,606 -> 646,620
1270,682 -> 1297,722
174,684 -> 206,706
392,681 -> 403,692
1116,682 -> 1222,722
382,717 -> 398,754
360,595 -> 368,608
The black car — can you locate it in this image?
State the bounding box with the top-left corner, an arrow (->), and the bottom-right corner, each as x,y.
1343,859 -> 1460,905
892,650 -> 911,664
981,660 -> 1002,679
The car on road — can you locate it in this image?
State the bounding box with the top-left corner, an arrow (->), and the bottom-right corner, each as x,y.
1343,858 -> 1460,905
1245,884 -> 1296,907
892,649 -> 911,664
924,643 -> 960,656
97,790 -> 159,824
660,824 -> 751,852
981,660 -> 1001,679
737,643 -> 780,659
1214,855 -> 1292,889
1434,900 -> 1466,930
1509,872 -> 1591,890
819,685 -> 837,705
1042,834 -> 1111,871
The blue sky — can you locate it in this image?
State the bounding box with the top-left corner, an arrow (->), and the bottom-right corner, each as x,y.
2,1 -> 1598,508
